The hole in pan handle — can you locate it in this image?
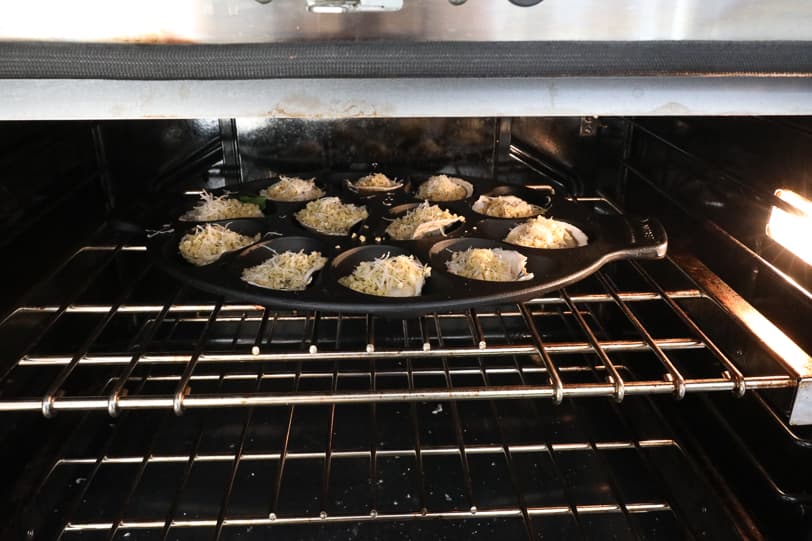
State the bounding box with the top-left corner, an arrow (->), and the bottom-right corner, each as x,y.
623,217 -> 668,259
109,219 -> 148,236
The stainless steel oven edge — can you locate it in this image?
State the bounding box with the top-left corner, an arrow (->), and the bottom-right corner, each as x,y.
673,254 -> 812,426
2,76 -> 812,120
1,0 -> 810,43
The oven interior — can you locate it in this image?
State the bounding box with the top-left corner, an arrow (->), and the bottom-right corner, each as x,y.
0,116 -> 810,540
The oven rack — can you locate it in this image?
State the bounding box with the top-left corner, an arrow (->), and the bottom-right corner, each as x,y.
17,371 -> 749,540
0,235 -> 799,418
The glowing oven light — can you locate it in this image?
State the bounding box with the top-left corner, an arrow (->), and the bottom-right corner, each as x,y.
766,189 -> 812,266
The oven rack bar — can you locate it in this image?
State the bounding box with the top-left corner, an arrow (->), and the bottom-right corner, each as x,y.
0,376 -> 793,413
19,337 -> 706,366
8,287 -> 705,315
63,503 -> 674,533
54,438 -> 681,465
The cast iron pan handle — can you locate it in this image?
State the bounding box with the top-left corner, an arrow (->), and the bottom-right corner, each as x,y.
108,219 -> 145,235
109,219 -> 174,241
623,216 -> 668,259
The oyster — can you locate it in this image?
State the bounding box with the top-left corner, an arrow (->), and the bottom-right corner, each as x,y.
339,253 -> 430,297
504,216 -> 588,249
347,172 -> 404,193
294,197 -> 368,236
179,191 -> 264,222
472,195 -> 545,219
240,249 -> 327,291
385,202 -> 464,240
260,176 -> 324,202
445,247 -> 534,282
178,224 -> 260,266
415,175 -> 474,202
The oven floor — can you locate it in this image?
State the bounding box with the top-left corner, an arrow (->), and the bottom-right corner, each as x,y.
3,392 -> 748,541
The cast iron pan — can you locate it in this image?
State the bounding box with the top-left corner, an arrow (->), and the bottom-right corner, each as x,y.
146,170 -> 667,315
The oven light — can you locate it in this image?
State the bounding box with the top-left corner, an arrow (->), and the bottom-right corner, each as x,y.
0,0 -> 199,42
308,5 -> 349,13
306,0 -> 403,13
766,189 -> 812,265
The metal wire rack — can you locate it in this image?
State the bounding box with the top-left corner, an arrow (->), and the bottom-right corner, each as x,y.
24,396 -> 733,540
0,229 -> 797,418
0,200 -> 803,539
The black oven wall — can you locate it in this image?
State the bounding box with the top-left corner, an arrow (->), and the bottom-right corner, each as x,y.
235,117 -> 498,182
99,120 -> 222,196
233,117 -> 599,197
0,121 -> 102,311
618,116 -> 812,356
0,119 -> 222,316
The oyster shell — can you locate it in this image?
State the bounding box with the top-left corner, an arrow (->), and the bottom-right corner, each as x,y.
410,218 -> 463,240
504,216 -> 588,249
179,191 -> 264,222
347,173 -> 404,193
445,247 -> 534,282
415,175 -> 475,202
472,195 -> 545,219
385,202 -> 465,240
240,249 -> 327,291
338,254 -> 431,297
294,197 -> 368,236
260,176 -> 325,202
178,224 -> 261,266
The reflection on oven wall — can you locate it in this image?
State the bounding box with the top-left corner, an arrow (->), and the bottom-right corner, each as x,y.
620,116 -> 812,358
101,119 -> 221,192
235,117 -> 497,181
0,121 -> 104,310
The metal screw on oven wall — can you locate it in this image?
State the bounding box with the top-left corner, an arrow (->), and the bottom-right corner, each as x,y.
255,0 -> 272,3
448,0 -> 467,5
580,116 -> 599,137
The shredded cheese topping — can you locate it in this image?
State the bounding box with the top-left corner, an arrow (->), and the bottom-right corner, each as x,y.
339,254 -> 431,297
295,197 -> 368,235
180,191 -> 263,222
416,175 -> 472,202
504,216 -> 586,249
241,250 -> 327,291
179,224 -> 260,266
354,173 -> 399,189
385,202 -> 464,240
473,195 -> 543,219
260,176 -> 325,202
446,247 -> 532,282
